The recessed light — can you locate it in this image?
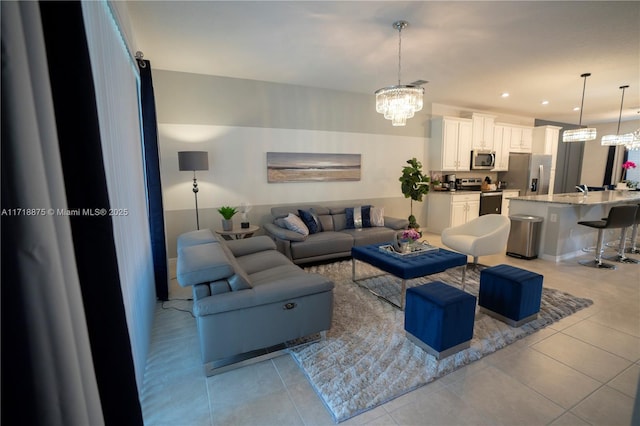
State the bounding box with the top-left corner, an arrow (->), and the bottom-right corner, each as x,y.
573,107 -> 580,111
500,92 -> 510,98
541,100 -> 549,105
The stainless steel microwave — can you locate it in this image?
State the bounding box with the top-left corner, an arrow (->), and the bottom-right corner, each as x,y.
471,150 -> 496,170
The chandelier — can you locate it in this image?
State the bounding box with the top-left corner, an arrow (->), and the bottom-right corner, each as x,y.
375,21 -> 424,126
601,85 -> 630,146
625,128 -> 640,151
563,73 -> 597,142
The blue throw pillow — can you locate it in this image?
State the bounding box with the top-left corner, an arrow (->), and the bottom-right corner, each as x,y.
298,209 -> 323,234
346,205 -> 372,229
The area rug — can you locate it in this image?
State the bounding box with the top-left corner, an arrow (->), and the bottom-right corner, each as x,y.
292,260 -> 593,423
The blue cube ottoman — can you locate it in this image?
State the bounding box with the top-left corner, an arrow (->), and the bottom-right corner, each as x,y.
479,264 -> 543,327
404,281 -> 476,360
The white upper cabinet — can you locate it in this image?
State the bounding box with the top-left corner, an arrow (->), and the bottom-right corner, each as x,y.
508,124 -> 533,152
466,113 -> 496,150
429,117 -> 472,171
493,124 -> 510,171
532,125 -> 561,156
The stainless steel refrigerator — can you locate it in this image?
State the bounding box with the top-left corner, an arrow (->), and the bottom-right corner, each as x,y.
497,153 -> 553,196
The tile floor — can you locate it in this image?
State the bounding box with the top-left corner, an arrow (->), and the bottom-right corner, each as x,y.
141,232 -> 640,425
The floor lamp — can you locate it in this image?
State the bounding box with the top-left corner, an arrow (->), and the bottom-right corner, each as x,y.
178,151 -> 209,230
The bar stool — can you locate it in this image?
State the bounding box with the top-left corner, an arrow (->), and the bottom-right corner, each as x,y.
578,205 -> 638,269
624,204 -> 640,255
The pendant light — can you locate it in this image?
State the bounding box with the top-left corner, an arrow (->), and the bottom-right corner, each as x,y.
375,21 -> 424,127
563,73 -> 597,142
624,128 -> 640,151
601,85 -> 632,146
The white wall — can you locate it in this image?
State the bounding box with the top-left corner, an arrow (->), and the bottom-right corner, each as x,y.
160,124 -> 425,211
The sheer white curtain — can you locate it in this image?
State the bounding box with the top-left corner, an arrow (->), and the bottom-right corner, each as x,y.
82,0 -> 156,388
2,1 -> 103,423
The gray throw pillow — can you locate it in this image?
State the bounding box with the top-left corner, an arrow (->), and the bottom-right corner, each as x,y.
282,213 -> 309,236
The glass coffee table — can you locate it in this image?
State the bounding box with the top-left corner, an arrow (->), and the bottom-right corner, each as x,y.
351,243 -> 468,310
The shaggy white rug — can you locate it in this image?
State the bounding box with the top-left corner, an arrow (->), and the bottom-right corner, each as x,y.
292,260 -> 593,423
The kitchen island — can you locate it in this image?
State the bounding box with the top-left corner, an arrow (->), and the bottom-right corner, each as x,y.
508,190 -> 640,262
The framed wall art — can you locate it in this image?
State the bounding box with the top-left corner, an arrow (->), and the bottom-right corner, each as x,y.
267,152 -> 361,183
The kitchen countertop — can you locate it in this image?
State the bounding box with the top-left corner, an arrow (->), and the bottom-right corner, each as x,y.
430,189 -> 520,195
511,190 -> 640,205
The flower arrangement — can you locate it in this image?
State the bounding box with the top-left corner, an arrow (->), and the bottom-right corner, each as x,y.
621,161 -> 636,181
401,229 -> 422,242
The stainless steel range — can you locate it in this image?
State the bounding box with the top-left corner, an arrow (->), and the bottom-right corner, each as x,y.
457,178 -> 503,215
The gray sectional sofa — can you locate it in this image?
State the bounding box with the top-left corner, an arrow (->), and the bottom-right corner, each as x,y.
176,229 -> 334,374
263,205 -> 409,264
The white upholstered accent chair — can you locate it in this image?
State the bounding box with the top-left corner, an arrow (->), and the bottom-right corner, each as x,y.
441,214 -> 511,267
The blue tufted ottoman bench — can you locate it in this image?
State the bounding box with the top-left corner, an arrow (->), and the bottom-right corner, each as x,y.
479,264 -> 543,327
404,281 -> 476,359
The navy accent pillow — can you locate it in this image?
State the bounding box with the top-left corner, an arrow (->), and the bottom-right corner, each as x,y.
298,209 -> 323,234
346,205 -> 372,229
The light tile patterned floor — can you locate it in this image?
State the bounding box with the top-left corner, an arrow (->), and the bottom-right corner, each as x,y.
141,233 -> 640,425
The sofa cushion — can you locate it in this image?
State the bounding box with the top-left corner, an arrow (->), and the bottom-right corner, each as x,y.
177,242 -> 234,287
291,231 -> 353,260
346,205 -> 372,229
235,249 -> 294,275
341,226 -> 397,247
250,266 -> 334,301
218,241 -> 253,291
298,208 -> 323,234
282,213 -> 309,236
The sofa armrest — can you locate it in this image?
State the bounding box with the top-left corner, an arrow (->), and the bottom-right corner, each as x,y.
383,216 -> 409,230
263,223 -> 307,242
224,236 -> 276,257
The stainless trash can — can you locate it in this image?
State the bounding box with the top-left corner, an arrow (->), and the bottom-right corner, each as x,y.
506,215 -> 543,259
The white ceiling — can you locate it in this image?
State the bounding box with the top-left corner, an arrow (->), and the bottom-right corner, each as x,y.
126,1 -> 640,125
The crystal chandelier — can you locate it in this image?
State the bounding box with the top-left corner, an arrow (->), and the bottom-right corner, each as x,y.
601,85 -> 630,146
563,73 -> 597,142
625,128 -> 640,150
375,21 -> 424,126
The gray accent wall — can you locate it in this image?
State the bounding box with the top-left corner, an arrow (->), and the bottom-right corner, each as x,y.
154,70 -> 430,136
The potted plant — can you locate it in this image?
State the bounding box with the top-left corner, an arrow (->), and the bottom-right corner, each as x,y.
217,206 -> 237,231
399,158 -> 430,229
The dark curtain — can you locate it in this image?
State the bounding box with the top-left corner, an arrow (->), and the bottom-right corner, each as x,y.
137,58 -> 168,301
39,2 -> 143,424
604,146 -> 616,186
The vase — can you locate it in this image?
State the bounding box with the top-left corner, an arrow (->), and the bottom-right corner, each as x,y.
616,182 -> 629,190
222,219 -> 234,231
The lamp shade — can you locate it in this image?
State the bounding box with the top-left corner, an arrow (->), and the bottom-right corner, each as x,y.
178,151 -> 209,171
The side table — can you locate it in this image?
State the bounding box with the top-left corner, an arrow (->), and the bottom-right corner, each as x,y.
215,225 -> 260,241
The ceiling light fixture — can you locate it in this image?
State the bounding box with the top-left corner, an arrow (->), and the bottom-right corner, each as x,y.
563,73 -> 597,143
501,92 -> 510,98
541,100 -> 549,105
601,85 -> 631,146
625,129 -> 640,150
375,21 -> 424,126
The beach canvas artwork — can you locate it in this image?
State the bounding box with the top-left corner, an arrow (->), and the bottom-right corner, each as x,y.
267,152 -> 361,183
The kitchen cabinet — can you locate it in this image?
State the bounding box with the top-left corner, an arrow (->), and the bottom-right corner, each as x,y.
429,117 -> 472,171
508,124 -> 533,153
493,124 -> 511,171
500,190 -> 520,217
532,125 -> 561,195
467,113 -> 496,150
427,192 -> 480,234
